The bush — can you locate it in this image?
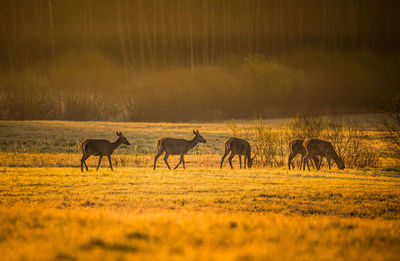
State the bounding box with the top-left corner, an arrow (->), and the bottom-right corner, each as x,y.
373,93 -> 400,158
285,113 -> 325,141
225,121 -> 243,137
322,115 -> 379,169
251,120 -> 285,167
282,113 -> 379,169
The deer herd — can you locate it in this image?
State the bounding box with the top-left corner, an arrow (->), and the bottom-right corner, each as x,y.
80,130 -> 345,172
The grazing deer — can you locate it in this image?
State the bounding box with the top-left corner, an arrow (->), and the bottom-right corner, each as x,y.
80,132 -> 130,172
302,139 -> 345,171
288,139 -> 320,170
153,129 -> 207,170
220,137 -> 255,169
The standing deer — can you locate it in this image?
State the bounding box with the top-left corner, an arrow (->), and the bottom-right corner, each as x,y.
220,137 -> 255,169
80,132 -> 130,172
302,139 -> 345,171
153,129 -> 207,170
288,139 -> 320,170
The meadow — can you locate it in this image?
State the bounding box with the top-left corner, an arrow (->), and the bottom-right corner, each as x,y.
0,120 -> 399,260
1,167 -> 400,260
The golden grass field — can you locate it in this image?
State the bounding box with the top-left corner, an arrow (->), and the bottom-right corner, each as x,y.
0,120 -> 399,260
1,167 -> 400,260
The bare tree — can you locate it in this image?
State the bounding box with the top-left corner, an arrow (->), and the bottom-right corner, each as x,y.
374,93 -> 400,157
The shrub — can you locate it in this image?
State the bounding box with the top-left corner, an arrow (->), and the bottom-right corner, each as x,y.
225,121 -> 242,137
251,120 -> 285,167
322,115 -> 379,168
282,113 -> 379,169
373,93 -> 400,158
285,112 -> 325,141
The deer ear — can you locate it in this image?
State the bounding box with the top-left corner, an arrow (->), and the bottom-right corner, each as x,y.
193,129 -> 196,135
196,129 -> 199,134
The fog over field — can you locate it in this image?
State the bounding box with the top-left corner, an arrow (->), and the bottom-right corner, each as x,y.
0,1 -> 399,121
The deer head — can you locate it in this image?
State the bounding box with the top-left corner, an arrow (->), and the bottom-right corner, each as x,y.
336,157 -> 345,170
116,132 -> 131,145
248,156 -> 255,168
193,129 -> 206,143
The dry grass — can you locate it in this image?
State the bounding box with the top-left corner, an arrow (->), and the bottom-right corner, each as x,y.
1,152 -> 398,170
0,167 -> 400,260
0,119 -> 400,260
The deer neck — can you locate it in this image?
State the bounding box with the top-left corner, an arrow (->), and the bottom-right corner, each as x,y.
247,154 -> 251,162
112,138 -> 123,150
188,137 -> 199,149
330,151 -> 341,165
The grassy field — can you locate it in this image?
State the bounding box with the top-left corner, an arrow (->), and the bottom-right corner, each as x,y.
0,120 -> 399,260
0,118 -> 396,169
0,117 -> 384,154
1,167 -> 400,260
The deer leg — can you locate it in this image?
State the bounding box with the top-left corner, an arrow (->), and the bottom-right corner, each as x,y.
220,150 -> 230,168
182,155 -> 185,169
83,161 -> 89,171
96,156 -> 103,171
81,154 -> 89,172
303,154 -> 310,171
154,150 -> 164,170
315,155 -> 322,171
288,153 -> 295,170
81,156 -> 84,172
107,155 -> 113,171
228,153 -> 235,169
319,155 -> 324,170
304,153 -> 314,171
174,154 -> 184,170
244,155 -> 247,169
300,154 -> 304,170
163,153 -> 171,169
305,153 -> 314,171
239,155 -> 242,169
327,157 -> 332,170
310,156 -> 315,169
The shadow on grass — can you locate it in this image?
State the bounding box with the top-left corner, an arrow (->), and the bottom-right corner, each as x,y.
80,238 -> 138,253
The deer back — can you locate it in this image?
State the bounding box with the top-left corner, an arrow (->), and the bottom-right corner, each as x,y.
226,137 -> 251,155
304,138 -> 344,169
159,137 -> 192,155
81,139 -> 115,156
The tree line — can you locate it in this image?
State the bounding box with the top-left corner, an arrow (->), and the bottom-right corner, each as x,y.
1,0 -> 399,72
0,0 -> 399,121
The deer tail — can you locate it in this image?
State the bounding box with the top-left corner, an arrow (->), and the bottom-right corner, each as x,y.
156,139 -> 163,151
80,141 -> 86,155
224,139 -> 231,152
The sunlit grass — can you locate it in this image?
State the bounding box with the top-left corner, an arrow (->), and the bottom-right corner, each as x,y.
0,167 -> 399,260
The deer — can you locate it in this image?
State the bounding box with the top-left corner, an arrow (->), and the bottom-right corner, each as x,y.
153,129 -> 207,170
288,139 -> 321,170
80,132 -> 130,172
302,138 -> 345,171
220,137 -> 255,169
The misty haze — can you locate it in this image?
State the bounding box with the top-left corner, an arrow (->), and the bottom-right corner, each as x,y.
0,0 -> 399,121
